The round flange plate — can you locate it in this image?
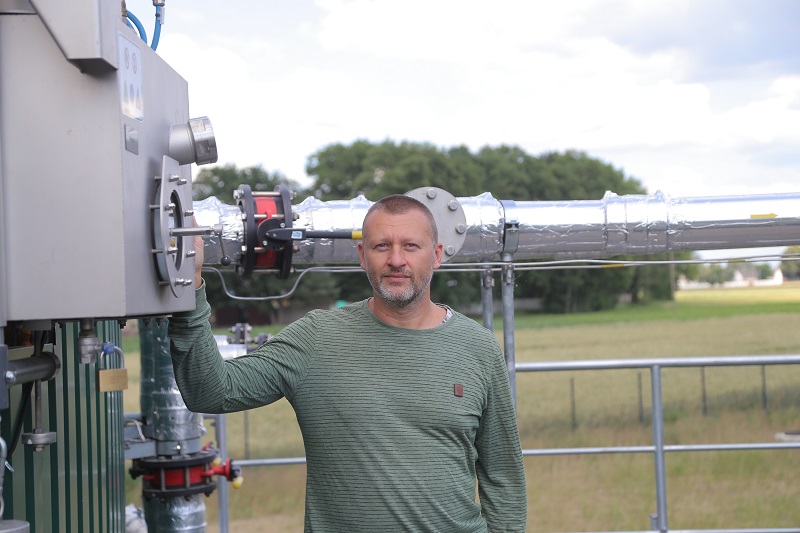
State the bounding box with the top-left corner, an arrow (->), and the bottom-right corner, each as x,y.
151,156 -> 193,296
405,187 -> 467,262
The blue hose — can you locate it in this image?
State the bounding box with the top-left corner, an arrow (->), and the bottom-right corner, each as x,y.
126,11 -> 148,44
151,6 -> 162,51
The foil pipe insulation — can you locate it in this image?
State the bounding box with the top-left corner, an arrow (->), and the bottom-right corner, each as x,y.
139,320 -> 205,453
143,497 -> 207,533
191,194 -> 374,266
192,192 -> 504,265
193,196 -> 246,266
192,190 -> 800,266
284,192 -> 506,264
506,191 -> 800,259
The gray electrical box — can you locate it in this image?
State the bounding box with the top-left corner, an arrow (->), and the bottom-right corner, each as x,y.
0,7 -> 204,321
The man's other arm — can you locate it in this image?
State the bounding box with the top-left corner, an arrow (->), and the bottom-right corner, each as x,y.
475,346 -> 528,532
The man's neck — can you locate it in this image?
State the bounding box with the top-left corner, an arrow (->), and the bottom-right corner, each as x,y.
368,295 -> 446,330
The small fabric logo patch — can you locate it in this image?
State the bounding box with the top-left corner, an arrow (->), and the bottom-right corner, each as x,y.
454,384 -> 464,397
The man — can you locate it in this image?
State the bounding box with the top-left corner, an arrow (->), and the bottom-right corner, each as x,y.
169,194 -> 527,532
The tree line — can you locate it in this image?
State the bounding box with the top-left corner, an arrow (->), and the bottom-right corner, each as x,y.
193,141 -> 700,323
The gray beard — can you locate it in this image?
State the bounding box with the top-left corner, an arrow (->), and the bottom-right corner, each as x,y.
367,267 -> 433,308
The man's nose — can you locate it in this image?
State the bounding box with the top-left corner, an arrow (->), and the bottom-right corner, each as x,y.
387,246 -> 406,266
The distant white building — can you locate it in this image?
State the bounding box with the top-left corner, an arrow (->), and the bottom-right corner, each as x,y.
678,266 -> 783,290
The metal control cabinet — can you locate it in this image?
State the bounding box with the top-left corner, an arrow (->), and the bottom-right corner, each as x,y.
0,10 -> 196,321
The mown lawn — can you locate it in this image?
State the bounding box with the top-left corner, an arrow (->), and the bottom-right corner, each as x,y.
123,284 -> 800,532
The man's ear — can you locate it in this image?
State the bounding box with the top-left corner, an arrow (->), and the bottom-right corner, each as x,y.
358,241 -> 366,270
433,242 -> 444,269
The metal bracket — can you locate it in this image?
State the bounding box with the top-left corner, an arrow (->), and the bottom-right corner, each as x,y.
500,200 -> 520,257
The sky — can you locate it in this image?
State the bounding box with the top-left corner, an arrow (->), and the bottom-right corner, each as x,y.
128,0 -> 800,260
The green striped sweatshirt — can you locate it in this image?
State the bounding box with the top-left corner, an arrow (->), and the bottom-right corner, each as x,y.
169,286 -> 527,532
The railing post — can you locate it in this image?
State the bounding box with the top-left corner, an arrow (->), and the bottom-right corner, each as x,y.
638,371 -> 644,425
216,413 -> 230,533
650,365 -> 668,533
701,366 -> 708,416
501,262 -> 517,409
481,268 -> 495,331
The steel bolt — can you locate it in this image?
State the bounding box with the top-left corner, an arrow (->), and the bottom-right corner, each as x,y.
426,189 -> 437,199
445,245 -> 455,256
456,223 -> 466,234
448,200 -> 459,211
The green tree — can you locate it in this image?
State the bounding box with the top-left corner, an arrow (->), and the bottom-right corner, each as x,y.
307,140 -> 487,199
482,150 -> 646,312
629,252 -> 700,303
698,264 -> 734,285
756,263 -> 774,280
307,142 -> 664,313
780,246 -> 800,280
193,164 -> 340,323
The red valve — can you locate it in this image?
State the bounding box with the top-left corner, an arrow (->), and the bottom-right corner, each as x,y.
202,457 -> 244,488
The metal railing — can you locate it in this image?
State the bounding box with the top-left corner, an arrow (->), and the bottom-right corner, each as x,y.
208,353 -> 800,533
516,354 -> 800,533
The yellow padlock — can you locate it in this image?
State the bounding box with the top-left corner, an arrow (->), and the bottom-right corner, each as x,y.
97,342 -> 128,392
97,368 -> 128,392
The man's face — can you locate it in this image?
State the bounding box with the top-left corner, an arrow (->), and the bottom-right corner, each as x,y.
358,209 -> 443,308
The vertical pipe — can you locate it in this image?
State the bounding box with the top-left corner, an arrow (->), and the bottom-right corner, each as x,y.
668,253 -> 677,311
244,411 -> 250,460
501,262 -> 517,408
638,372 -> 644,425
761,365 -> 768,410
701,367 -> 708,416
216,414 -> 229,533
140,320 -> 207,532
570,377 -> 577,430
481,268 -> 495,331
650,365 -> 668,533
33,380 -> 42,432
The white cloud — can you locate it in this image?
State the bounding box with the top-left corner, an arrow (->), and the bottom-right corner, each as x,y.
149,0 -> 799,200
713,76 -> 800,146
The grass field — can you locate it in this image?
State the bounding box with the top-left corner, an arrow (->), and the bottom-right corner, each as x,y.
122,283 -> 800,532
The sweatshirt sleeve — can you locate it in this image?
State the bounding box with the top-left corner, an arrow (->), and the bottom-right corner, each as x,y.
168,284 -> 314,414
474,341 -> 528,532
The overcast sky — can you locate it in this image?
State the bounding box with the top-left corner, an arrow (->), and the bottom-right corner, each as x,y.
126,0 -> 799,196
128,0 -> 799,259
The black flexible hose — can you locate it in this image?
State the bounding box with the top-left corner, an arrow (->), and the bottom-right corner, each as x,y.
6,382 -> 33,459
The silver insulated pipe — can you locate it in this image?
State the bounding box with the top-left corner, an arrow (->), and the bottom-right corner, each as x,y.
193,189 -> 800,266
